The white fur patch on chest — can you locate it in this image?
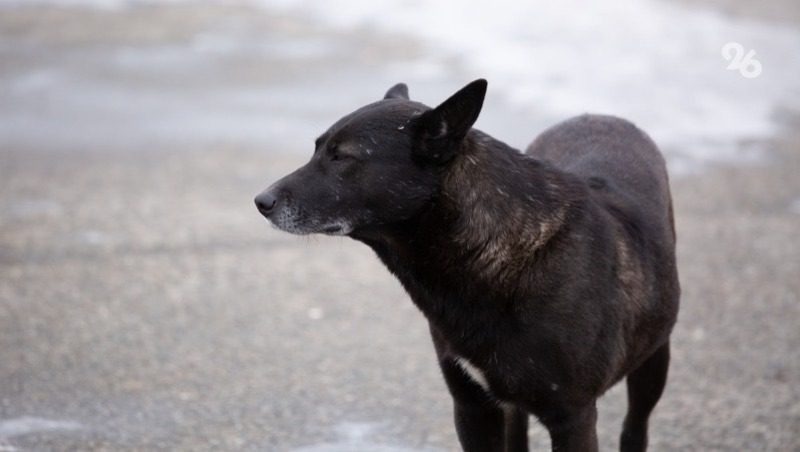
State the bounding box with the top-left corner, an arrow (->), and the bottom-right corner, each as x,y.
454,356 -> 491,392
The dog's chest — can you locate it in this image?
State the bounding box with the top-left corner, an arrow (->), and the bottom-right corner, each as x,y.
452,354 -> 562,405
454,356 -> 492,392
452,356 -> 521,409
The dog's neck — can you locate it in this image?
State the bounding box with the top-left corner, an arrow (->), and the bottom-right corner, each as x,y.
353,130 -> 587,335
438,131 -> 585,281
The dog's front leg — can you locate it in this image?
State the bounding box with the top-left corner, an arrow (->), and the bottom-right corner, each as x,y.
455,400 -> 531,452
439,360 -> 529,452
453,400 -> 505,451
541,403 -> 599,452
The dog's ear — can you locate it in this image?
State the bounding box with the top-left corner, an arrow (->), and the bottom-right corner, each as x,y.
411,79 -> 487,162
384,83 -> 409,100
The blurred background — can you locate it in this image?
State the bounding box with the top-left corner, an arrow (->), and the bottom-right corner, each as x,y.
1,0 -> 798,450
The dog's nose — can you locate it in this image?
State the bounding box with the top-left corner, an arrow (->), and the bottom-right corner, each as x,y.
255,191 -> 277,216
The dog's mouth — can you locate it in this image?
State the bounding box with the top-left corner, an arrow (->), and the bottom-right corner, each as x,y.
267,209 -> 352,236
322,224 -> 344,234
320,221 -> 355,236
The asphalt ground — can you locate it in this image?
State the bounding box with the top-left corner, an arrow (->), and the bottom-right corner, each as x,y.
1,2 -> 799,451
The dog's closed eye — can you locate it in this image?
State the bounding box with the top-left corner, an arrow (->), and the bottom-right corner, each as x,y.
328,143 -> 361,161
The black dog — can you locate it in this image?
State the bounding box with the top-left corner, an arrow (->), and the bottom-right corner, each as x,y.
255,80 -> 680,452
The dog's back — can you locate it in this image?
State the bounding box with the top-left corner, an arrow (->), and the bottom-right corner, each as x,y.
527,114 -> 679,376
526,114 -> 675,243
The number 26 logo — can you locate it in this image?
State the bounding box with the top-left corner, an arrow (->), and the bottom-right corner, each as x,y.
722,42 -> 762,78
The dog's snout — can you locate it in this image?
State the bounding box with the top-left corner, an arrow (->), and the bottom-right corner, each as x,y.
255,191 -> 278,216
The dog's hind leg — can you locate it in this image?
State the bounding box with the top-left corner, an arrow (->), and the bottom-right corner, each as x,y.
620,341 -> 670,452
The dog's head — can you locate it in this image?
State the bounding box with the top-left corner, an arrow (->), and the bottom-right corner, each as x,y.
255,79 -> 487,236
